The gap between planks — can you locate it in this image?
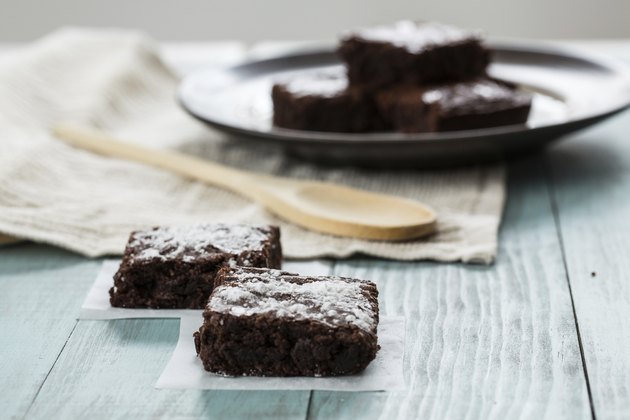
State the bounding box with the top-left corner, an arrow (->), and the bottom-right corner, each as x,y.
545,156 -> 597,420
24,322 -> 80,418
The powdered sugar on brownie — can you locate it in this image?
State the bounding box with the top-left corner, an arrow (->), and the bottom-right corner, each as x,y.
129,224 -> 271,262
422,79 -> 532,114
279,69 -> 348,98
347,21 -> 480,53
209,268 -> 378,333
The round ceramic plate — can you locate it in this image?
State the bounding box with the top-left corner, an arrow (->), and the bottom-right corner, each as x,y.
179,42 -> 630,168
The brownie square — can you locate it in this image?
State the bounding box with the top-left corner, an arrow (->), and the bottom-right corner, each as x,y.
271,69 -> 388,132
338,21 -> 491,91
376,78 -> 532,132
194,266 -> 380,376
110,224 -> 282,309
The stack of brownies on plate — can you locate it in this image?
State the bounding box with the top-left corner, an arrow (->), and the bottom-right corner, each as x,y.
110,224 -> 379,377
272,20 -> 532,133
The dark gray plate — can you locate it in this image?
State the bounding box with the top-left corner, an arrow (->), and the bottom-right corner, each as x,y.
179,42 -> 630,168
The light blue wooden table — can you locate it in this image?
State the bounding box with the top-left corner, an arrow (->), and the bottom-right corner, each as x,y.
2,41 -> 630,420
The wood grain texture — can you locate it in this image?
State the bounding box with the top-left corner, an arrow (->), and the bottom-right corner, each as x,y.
0,245 -> 100,419
25,319 -> 310,420
548,112 -> 630,419
309,157 -> 591,420
23,261 -> 333,420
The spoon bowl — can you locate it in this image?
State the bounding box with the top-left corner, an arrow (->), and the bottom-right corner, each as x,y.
257,180 -> 437,240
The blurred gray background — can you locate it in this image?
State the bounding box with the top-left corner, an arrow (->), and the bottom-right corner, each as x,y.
2,0 -> 630,42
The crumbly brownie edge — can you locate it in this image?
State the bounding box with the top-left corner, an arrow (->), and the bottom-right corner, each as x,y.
194,312 -> 379,376
109,256 -> 227,308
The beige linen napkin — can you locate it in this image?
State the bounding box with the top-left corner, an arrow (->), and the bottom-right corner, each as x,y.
0,28 -> 505,263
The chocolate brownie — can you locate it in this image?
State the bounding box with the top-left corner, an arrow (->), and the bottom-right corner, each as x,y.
338,21 -> 491,91
194,266 -> 379,376
376,78 -> 532,132
110,224 -> 282,309
271,69 -> 388,132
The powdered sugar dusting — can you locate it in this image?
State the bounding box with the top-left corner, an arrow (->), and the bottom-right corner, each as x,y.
209,268 -> 377,333
279,69 -> 347,98
348,21 -> 479,53
422,79 -> 532,114
129,224 -> 271,262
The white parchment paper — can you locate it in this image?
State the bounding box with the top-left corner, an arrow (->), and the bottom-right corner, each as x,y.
156,315 -> 406,391
79,259 -> 333,319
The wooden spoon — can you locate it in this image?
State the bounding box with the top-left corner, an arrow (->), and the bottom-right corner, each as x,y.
53,123 -> 437,241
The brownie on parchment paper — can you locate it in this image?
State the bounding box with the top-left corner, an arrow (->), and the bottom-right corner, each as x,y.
271,69 -> 389,132
110,224 -> 282,309
194,266 -> 380,377
376,78 -> 532,133
338,21 -> 491,91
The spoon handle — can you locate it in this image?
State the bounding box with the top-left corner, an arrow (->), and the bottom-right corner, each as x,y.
53,122 -> 261,199
53,123 -> 438,241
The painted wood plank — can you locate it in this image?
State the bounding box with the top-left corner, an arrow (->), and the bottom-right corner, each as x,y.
0,264 -> 298,420
548,109 -> 630,419
25,319 -> 311,420
24,260 -> 334,419
309,156 -> 591,420
0,244 -> 101,420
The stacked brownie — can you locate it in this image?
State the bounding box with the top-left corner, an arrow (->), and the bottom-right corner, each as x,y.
111,223 -> 380,376
272,21 -> 532,133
